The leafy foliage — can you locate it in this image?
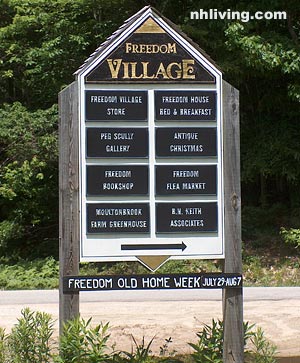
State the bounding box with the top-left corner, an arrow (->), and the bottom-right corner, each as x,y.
280,227 -> 300,249
189,319 -> 277,363
220,3 -> 300,209
0,328 -> 6,363
0,311 -> 278,363
0,0 -> 141,109
7,308 -> 54,363
0,102 -> 58,257
0,257 -> 59,289
189,319 -> 224,363
245,327 -> 277,363
58,317 -> 111,363
113,336 -> 155,363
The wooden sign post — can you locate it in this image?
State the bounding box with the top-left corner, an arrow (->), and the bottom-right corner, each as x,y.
58,82 -> 80,332
59,6 -> 243,362
222,81 -> 243,362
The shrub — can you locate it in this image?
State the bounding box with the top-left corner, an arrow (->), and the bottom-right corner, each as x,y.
7,308 -> 54,363
58,317 -> 111,363
111,336 -> 184,363
112,336 -> 155,363
280,227 -> 300,250
189,319 -> 224,363
0,327 -> 7,363
0,310 -> 277,363
0,257 -> 59,289
189,319 -> 277,363
246,327 -> 277,363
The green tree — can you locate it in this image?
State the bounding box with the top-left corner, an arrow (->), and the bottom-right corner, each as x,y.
0,0 -> 141,109
0,102 -> 58,257
223,5 -> 300,207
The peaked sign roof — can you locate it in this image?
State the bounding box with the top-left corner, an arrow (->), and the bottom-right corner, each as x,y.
75,6 -> 221,84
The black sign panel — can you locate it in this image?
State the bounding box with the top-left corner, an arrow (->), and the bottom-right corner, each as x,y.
87,203 -> 150,233
156,202 -> 218,233
86,128 -> 149,158
156,165 -> 217,196
155,91 -> 216,121
85,30 -> 216,84
87,165 -> 149,196
85,91 -> 147,121
63,273 -> 242,293
156,127 -> 217,157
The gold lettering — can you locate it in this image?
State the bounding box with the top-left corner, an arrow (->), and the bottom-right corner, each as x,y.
125,43 -> 132,53
122,62 -> 130,79
155,63 -> 169,79
139,44 -> 146,53
168,43 -> 177,53
142,62 -> 155,79
146,44 -> 153,53
130,62 -> 143,79
152,44 -> 159,53
182,59 -> 195,79
153,44 -> 160,53
160,44 -> 168,53
124,43 -> 177,54
106,58 -> 196,80
166,62 -> 182,79
107,59 -> 122,78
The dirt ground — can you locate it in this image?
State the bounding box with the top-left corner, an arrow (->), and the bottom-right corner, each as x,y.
1,296 -> 300,358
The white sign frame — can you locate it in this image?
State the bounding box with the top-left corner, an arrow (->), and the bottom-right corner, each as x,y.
77,9 -> 224,263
